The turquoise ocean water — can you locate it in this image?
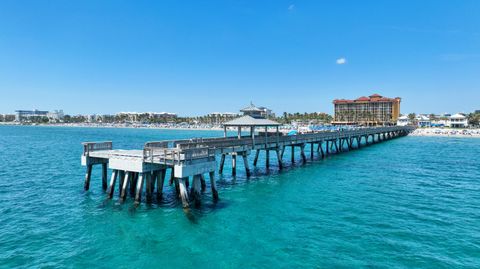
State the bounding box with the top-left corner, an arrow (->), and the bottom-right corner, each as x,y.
0,126 -> 479,268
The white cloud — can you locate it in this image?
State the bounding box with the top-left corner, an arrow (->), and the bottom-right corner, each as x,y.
288,4 -> 295,11
336,57 -> 347,65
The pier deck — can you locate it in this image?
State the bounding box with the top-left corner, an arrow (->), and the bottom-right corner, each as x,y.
81,126 -> 415,207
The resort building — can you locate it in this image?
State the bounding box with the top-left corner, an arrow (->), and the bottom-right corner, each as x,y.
333,94 -> 401,125
416,115 -> 431,127
15,109 -> 53,122
47,110 -> 65,122
447,113 -> 468,128
396,115 -> 411,126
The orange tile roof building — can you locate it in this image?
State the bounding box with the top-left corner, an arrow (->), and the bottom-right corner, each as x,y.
333,94 -> 401,125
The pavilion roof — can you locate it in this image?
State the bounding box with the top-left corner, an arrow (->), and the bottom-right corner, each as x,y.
240,102 -> 264,112
223,115 -> 282,126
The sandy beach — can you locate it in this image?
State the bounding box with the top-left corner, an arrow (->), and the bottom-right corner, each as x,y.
410,128 -> 480,138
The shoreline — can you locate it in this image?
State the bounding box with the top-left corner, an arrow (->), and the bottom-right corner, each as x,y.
410,128 -> 480,138
0,122 -> 223,131
2,123 -> 480,138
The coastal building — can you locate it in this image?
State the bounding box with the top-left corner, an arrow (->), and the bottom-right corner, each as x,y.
396,115 -> 411,126
333,94 -> 401,126
447,113 -> 468,128
416,115 -> 431,127
47,110 -> 65,122
15,109 -> 50,122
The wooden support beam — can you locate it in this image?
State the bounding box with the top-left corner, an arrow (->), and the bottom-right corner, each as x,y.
280,146 -> 285,159
253,150 -> 260,166
232,154 -> 237,176
326,141 -> 330,154
107,169 -> 118,199
101,163 -> 108,191
120,172 -> 131,202
178,177 -> 189,208
310,143 -> 314,159
209,171 -> 219,201
242,153 -> 251,177
219,154 -> 226,174
192,175 -> 202,206
83,164 -> 93,191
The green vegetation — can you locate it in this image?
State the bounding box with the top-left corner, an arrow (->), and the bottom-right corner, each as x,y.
277,112 -> 332,124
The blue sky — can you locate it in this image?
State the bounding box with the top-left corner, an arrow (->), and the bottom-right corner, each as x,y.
0,0 -> 479,116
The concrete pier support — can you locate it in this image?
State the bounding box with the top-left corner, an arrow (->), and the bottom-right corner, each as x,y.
266,150 -> 270,169
326,141 -> 330,155
334,140 -> 339,153
120,172 -> 130,202
310,143 -> 314,159
83,165 -> 92,191
219,154 -> 226,174
101,163 -> 108,191
156,169 -> 166,198
200,174 -> 207,192
192,175 -> 202,206
178,177 -> 189,208
118,171 -> 125,197
209,171 -> 219,201
145,172 -> 153,202
134,173 -> 145,205
107,169 -> 118,199
300,144 -> 307,163
129,172 -> 138,197
253,150 -> 260,166
318,142 -> 325,158
242,153 -> 251,177
232,154 -> 237,176
276,149 -> 283,170
291,146 -> 295,163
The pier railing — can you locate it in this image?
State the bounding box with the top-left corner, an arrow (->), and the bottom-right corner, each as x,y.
82,141 -> 112,156
142,146 -> 216,164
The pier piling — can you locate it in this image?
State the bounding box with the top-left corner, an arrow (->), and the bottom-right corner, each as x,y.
209,171 -> 219,201
156,169 -> 166,198
134,173 -> 145,205
107,170 -> 118,199
178,177 -> 189,208
83,165 -> 92,191
101,163 -> 108,191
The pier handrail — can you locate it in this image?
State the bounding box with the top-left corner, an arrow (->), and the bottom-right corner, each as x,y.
82,141 -> 112,156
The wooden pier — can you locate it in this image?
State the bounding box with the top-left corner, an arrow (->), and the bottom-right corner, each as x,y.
81,125 -> 415,208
